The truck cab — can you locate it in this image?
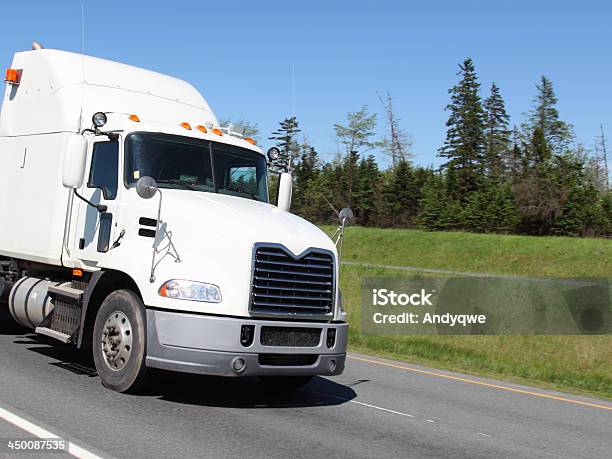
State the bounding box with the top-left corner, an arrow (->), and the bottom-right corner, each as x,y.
0,46 -> 347,392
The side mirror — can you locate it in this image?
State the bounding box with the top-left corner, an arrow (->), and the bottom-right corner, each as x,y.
277,172 -> 292,212
339,207 -> 354,224
62,135 -> 88,188
333,207 -> 353,263
136,176 -> 158,199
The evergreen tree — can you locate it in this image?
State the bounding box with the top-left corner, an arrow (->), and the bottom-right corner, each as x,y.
378,160 -> 417,226
460,181 -> 519,233
483,83 -> 511,178
509,126 -> 528,177
438,58 -> 486,200
339,150 -> 361,209
269,117 -> 301,169
522,76 -> 574,158
418,174 -> 447,230
354,155 -> 380,225
551,148 -> 604,236
392,160 -> 418,225
292,143 -> 320,214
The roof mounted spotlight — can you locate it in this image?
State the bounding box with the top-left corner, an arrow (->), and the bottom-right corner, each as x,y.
92,112 -> 107,128
267,147 -> 281,162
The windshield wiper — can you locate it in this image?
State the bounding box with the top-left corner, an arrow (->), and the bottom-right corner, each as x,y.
218,188 -> 264,202
247,193 -> 265,202
156,179 -> 200,191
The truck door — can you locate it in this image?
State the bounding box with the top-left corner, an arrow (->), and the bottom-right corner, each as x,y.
73,138 -> 121,264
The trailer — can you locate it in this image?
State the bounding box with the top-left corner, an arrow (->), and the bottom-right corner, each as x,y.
0,43 -> 348,392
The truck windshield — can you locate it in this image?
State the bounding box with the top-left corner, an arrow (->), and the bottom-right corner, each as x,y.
125,133 -> 269,202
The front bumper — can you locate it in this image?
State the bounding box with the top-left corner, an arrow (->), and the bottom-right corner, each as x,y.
145,309 -> 348,377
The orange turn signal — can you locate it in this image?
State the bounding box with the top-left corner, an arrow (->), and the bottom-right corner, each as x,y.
5,68 -> 20,84
128,114 -> 140,122
244,137 -> 256,145
180,122 -> 192,130
212,128 -> 223,136
196,125 -> 208,133
72,269 -> 83,277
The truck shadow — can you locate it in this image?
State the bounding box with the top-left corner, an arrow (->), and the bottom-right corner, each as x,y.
147,370 -> 358,409
0,309 -> 32,335
10,329 -> 358,409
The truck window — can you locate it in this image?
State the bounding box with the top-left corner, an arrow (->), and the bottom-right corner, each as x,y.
125,133 -> 268,203
211,144 -> 269,202
88,141 -> 119,200
125,133 -> 214,192
228,166 -> 258,195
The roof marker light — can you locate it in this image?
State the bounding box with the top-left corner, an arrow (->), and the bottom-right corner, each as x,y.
212,128 -> 223,136
196,125 -> 208,133
180,122 -> 192,130
245,137 -> 256,145
128,114 -> 140,122
5,68 -> 20,85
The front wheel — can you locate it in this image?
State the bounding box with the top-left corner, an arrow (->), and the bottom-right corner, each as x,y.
258,375 -> 313,391
92,289 -> 148,393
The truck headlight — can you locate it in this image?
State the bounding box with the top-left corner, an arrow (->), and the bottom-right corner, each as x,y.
159,280 -> 222,303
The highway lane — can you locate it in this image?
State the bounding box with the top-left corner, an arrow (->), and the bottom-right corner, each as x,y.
0,313 -> 610,458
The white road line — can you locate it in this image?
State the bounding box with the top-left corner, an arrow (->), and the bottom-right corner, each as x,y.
0,406 -> 101,459
426,419 -> 435,423
350,400 -> 415,418
308,390 -> 415,418
477,432 -> 492,437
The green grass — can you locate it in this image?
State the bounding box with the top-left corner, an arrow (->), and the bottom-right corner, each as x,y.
322,226 -> 612,400
322,225 -> 612,278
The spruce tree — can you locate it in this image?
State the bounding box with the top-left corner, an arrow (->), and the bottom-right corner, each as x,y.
438,58 -> 486,200
522,76 -> 574,158
418,174 -> 447,230
292,144 -> 320,215
392,160 -> 417,225
354,155 -> 380,225
483,83 -> 511,178
269,117 -> 301,169
340,150 -> 361,209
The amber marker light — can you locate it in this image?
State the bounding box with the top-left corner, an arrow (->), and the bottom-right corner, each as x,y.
5,68 -> 20,85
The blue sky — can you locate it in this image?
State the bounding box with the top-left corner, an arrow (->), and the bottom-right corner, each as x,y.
1,1 -> 610,168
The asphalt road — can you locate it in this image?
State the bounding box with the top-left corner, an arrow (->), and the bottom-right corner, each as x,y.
0,311 -> 610,459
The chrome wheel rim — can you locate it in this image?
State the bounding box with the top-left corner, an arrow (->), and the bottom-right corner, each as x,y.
101,311 -> 133,371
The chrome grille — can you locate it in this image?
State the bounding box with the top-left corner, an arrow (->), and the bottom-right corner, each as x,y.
250,246 -> 334,317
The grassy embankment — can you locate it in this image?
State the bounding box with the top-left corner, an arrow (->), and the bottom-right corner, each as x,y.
321,225 -> 612,400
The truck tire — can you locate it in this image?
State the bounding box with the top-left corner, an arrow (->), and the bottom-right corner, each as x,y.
92,289 -> 148,393
258,375 -> 313,391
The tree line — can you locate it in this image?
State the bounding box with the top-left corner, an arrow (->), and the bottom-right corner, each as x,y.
239,58 -> 612,237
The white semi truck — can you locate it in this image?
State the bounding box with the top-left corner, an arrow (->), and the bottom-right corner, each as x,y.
0,44 -> 348,392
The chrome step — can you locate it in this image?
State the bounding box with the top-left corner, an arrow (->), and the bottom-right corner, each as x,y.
48,284 -> 84,301
35,327 -> 71,343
